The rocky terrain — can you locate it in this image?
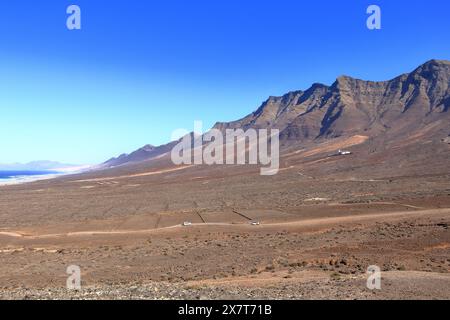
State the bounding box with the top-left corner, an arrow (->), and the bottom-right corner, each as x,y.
0,204 -> 449,300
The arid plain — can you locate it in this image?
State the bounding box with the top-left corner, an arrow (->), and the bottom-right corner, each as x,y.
1,60 -> 450,299
1,134 -> 449,299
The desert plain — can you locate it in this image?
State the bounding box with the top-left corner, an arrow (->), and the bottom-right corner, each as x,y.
0,134 -> 449,300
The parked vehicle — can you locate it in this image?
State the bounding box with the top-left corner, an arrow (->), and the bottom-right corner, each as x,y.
338,149 -> 352,155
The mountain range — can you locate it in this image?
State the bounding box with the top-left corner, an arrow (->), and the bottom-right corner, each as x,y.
103,59 -> 450,168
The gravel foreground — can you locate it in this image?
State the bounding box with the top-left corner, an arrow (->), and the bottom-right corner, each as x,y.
2,272 -> 449,300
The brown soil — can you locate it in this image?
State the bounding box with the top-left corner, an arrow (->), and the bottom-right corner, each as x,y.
0,148 -> 449,299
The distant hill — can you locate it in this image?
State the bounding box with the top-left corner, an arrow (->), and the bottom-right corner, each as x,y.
103,142 -> 178,168
0,161 -> 78,171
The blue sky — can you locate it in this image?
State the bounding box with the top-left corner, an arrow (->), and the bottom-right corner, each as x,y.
0,0 -> 449,164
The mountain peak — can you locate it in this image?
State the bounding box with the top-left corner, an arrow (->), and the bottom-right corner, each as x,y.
422,59 -> 450,67
310,82 -> 329,89
410,59 -> 450,78
140,144 -> 156,152
332,75 -> 364,92
336,75 -> 354,81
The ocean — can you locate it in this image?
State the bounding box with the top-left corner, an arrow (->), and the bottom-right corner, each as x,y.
0,170 -> 60,184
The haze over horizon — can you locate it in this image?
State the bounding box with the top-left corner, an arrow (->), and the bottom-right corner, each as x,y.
1,0 -> 449,164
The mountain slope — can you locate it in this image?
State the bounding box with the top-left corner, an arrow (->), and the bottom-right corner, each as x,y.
103,143 -> 177,168
214,59 -> 450,143
103,59 -> 450,168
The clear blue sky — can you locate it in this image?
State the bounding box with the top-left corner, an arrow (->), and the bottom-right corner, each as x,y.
0,0 -> 449,164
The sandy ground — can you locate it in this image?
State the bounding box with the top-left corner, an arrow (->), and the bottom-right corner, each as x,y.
0,137 -> 449,300
0,196 -> 449,299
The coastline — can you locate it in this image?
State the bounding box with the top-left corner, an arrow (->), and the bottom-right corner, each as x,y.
0,166 -> 93,187
0,173 -> 64,186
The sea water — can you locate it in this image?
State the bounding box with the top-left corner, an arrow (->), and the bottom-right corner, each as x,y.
0,170 -> 60,184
